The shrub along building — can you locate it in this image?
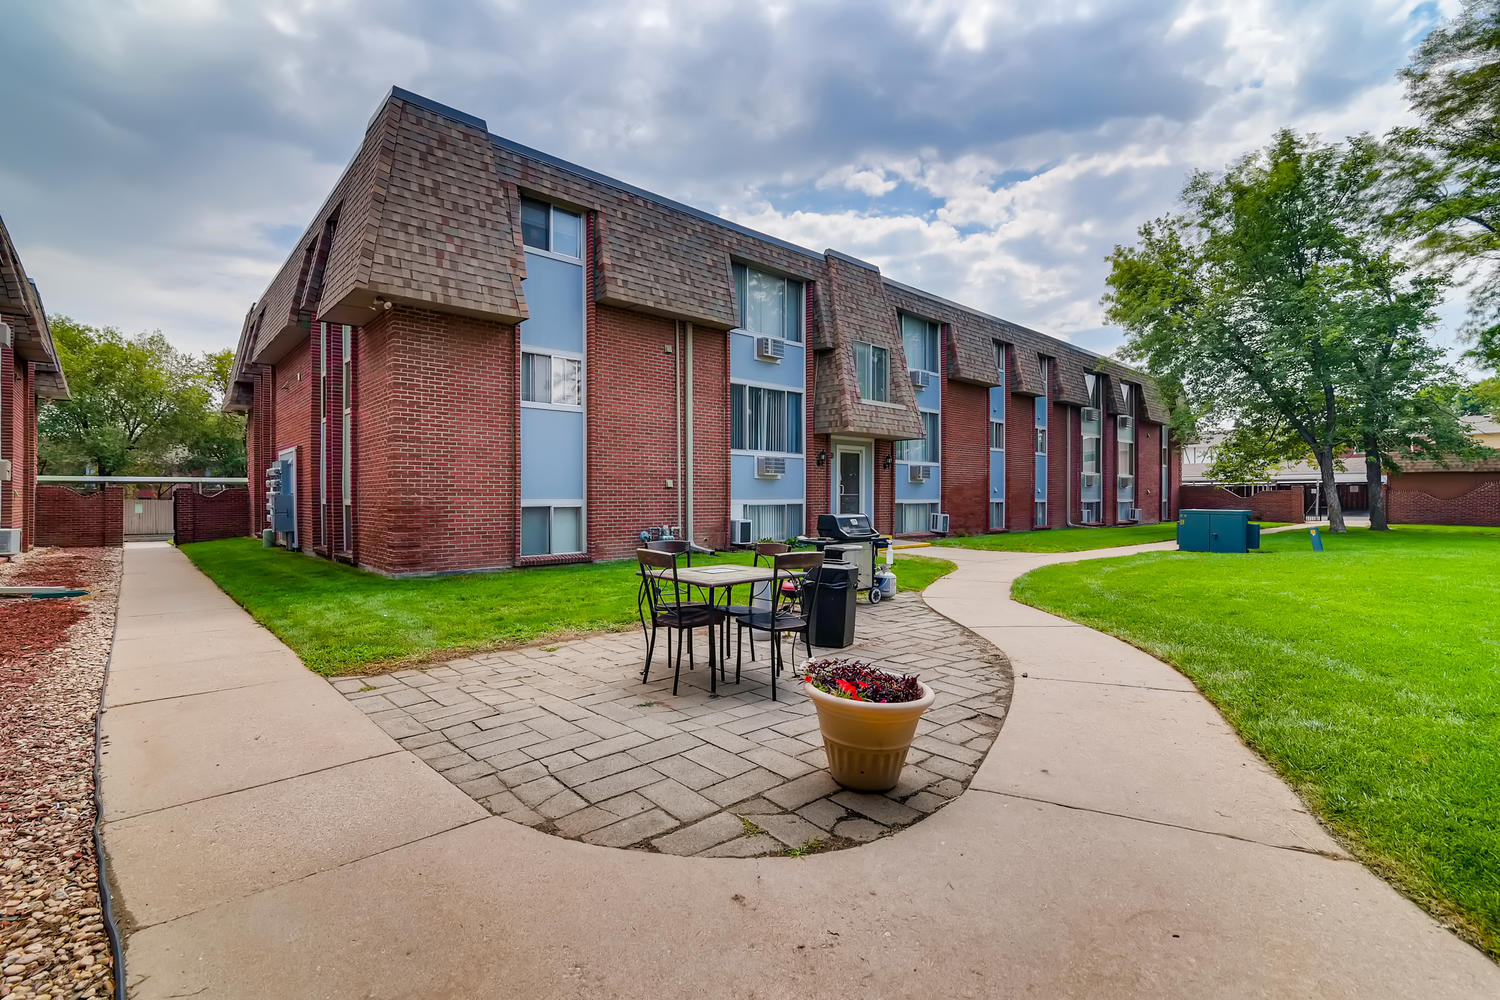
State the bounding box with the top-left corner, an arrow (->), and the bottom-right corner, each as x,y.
225,89 -> 1177,576
1,214 -> 69,556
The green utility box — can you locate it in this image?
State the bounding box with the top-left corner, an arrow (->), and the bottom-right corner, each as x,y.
1177,509 -> 1261,553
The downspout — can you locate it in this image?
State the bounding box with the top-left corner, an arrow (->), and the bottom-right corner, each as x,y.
675,321 -> 683,535
684,322 -> 695,546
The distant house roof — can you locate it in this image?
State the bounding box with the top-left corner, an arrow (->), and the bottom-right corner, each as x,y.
0,214 -> 68,399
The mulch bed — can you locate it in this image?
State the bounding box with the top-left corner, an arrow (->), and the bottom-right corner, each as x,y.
1,547 -> 122,1000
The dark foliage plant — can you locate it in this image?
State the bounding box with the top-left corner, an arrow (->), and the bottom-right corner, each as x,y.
802,657 -> 923,704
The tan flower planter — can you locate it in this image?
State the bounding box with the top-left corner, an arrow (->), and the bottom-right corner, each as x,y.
803,676 -> 936,792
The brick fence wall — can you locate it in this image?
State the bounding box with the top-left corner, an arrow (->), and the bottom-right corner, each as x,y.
175,488 -> 251,544
1178,485 -> 1306,523
1388,474 -> 1500,526
36,486 -> 124,547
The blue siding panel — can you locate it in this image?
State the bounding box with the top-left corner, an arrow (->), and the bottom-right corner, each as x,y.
728,332 -> 805,389
989,451 -> 1006,499
1035,455 -> 1048,500
988,386 -> 1006,422
520,252 -> 584,353
894,466 -> 942,503
730,454 -> 805,503
521,408 -> 585,500
910,377 -> 941,411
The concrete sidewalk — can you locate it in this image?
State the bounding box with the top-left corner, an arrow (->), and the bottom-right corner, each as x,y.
102,542 -> 1498,999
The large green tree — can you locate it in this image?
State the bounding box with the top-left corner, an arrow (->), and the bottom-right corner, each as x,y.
1105,132 -> 1363,531
39,317 -> 246,476
1388,0 -> 1500,364
1106,131 -> 1467,532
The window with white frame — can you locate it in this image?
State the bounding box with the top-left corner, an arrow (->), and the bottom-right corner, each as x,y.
521,352 -> 583,408
895,502 -> 936,535
730,384 -> 803,453
732,263 -> 804,343
895,410 -> 939,463
743,503 -> 803,542
521,504 -> 583,557
1160,427 -> 1170,520
1034,356 -> 1049,526
341,324 -> 353,550
520,198 -> 582,259
900,314 -> 940,373
1117,384 -> 1137,521
990,341 -> 1006,530
1081,373 -> 1103,523
318,324 -> 328,546
854,341 -> 889,402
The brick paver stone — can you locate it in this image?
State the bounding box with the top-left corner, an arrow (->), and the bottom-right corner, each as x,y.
335,592 -> 1009,857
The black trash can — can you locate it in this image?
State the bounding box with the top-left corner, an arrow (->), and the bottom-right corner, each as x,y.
805,561 -> 857,649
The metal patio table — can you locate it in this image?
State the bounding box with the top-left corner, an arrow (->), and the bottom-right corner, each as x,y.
659,564 -> 794,696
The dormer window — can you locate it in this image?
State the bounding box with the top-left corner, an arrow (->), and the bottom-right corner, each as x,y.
854,342 -> 889,402
733,263 -> 803,343
520,197 -> 582,259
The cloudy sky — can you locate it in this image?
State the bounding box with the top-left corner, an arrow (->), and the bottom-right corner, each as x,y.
0,0 -> 1471,360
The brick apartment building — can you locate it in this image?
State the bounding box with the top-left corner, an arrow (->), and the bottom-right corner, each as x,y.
1,214 -> 69,556
225,88 -> 1178,576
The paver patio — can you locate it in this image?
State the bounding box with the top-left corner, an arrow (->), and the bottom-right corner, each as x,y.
100,540 -> 1500,999
334,593 -> 1011,855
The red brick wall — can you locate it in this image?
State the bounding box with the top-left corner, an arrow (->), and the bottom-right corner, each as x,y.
175,488 -> 251,544
1388,474 -> 1500,526
587,304 -> 686,558
689,323 -> 730,551
1005,377 -> 1036,530
271,338 -> 314,550
356,305 -> 517,575
1137,420 -> 1164,525
36,486 -> 124,547
1178,485 -> 1305,523
942,379 -> 989,534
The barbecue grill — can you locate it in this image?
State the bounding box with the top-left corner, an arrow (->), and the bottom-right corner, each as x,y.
797,514 -> 892,604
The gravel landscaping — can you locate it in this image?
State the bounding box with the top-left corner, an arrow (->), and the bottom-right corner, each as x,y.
1,547 -> 122,1000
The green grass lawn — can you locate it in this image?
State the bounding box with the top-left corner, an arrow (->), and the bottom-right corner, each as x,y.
1012,525 -> 1500,954
182,538 -> 954,676
934,521 -> 1293,553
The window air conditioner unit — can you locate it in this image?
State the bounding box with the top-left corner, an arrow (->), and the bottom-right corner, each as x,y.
1082,473 -> 1100,491
0,528 -> 19,555
908,463 -> 933,483
0,459 -> 10,482
755,455 -> 787,478
0,322 -> 11,348
730,518 -> 753,546
1081,406 -> 1101,422
929,512 -> 950,534
1081,508 -> 1101,524
909,369 -> 931,388
1117,476 -> 1133,492
754,336 -> 786,362
1128,507 -> 1142,521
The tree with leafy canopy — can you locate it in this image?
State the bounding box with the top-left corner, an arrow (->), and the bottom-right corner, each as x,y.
39,317 -> 246,476
1105,131 -> 1366,532
1387,0 -> 1500,365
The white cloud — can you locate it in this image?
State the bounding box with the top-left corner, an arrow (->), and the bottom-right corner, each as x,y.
0,0 -> 1473,363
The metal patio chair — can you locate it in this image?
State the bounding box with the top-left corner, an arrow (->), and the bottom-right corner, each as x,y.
730,549 -> 823,701
718,541 -> 789,661
637,548 -> 723,696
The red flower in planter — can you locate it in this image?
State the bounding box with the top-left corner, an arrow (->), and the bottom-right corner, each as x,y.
836,679 -> 862,700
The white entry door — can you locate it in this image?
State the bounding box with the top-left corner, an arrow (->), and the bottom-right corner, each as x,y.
834,443 -> 870,516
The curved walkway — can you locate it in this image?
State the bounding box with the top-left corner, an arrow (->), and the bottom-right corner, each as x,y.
102,542 -> 1498,999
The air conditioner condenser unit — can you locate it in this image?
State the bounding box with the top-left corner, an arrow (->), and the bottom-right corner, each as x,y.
0,528 -> 20,555
730,518 -> 753,546
929,512 -> 950,534
755,455 -> 787,478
